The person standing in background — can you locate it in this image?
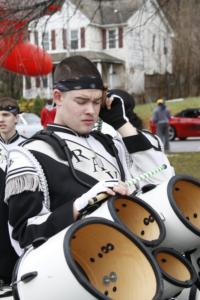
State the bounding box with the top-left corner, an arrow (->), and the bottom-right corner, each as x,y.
0,97 -> 26,149
0,141 -> 19,287
40,98 -> 56,127
0,97 -> 28,289
0,97 -> 26,287
151,98 -> 171,151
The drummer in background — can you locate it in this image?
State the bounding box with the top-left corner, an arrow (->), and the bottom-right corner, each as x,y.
0,98 -> 26,287
0,141 -> 18,287
4,55 -> 175,257
0,97 -> 26,149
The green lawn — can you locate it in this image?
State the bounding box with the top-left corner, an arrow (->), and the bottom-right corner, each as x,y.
135,96 -> 200,179
167,152 -> 200,180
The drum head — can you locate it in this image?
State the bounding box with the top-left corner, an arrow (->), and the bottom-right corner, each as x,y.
64,218 -> 163,300
153,247 -> 196,287
108,195 -> 165,247
170,176 -> 200,235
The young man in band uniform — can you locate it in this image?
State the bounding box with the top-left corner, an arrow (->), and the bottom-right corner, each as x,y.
0,98 -> 26,286
0,141 -> 19,286
4,56 -> 174,256
0,97 -> 26,149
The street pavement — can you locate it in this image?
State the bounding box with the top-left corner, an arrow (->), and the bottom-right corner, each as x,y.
169,137 -> 200,153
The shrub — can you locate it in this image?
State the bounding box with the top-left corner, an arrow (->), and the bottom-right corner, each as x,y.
18,97 -> 45,116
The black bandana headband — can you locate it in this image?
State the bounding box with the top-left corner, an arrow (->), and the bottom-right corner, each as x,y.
53,75 -> 105,92
0,105 -> 19,115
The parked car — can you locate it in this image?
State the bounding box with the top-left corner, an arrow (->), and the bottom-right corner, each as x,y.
150,108 -> 200,141
17,112 -> 43,138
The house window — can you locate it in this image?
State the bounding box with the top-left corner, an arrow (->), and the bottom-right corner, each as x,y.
102,29 -> 106,49
36,77 -> 40,88
42,32 -> 49,50
163,39 -> 168,55
27,30 -> 31,42
108,29 -> 116,49
34,31 -> 39,45
118,27 -> 123,48
152,34 -> 156,52
51,30 -> 56,50
62,28 -> 67,49
71,30 -> 78,49
42,77 -> 48,88
25,77 -> 31,90
80,27 -> 85,48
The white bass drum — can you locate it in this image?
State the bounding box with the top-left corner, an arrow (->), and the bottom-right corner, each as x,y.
12,217 -> 163,300
140,175 -> 200,252
153,247 -> 196,300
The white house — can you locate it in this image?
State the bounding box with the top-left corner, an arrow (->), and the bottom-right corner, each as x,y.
23,0 -> 174,100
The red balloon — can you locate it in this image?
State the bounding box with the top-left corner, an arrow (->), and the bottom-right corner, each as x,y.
1,42 -> 53,76
0,20 -> 53,76
0,2 -> 66,76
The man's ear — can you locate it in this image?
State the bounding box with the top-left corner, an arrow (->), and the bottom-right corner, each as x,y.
53,89 -> 62,106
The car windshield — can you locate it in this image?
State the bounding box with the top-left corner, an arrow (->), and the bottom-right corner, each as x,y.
175,108 -> 200,118
22,113 -> 41,124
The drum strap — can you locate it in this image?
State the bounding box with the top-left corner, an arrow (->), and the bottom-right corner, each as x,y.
140,129 -> 162,151
0,281 -> 13,298
25,129 -> 125,188
189,284 -> 197,300
0,290 -> 13,298
91,130 -> 125,181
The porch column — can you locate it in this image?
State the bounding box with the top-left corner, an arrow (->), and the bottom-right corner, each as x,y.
109,64 -> 113,88
96,62 -> 102,75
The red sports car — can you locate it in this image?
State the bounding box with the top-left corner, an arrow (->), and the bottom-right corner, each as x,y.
150,108 -> 200,140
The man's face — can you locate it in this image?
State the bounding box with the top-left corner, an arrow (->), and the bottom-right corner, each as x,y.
0,111 -> 18,136
54,89 -> 103,134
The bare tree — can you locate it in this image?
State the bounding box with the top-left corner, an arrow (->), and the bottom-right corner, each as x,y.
0,69 -> 22,98
158,0 -> 200,97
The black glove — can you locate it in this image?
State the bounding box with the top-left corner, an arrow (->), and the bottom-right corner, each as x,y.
128,111 -> 143,129
99,93 -> 130,130
100,89 -> 143,129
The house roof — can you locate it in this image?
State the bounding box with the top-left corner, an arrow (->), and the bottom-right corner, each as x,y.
70,0 -> 143,25
51,51 -> 124,64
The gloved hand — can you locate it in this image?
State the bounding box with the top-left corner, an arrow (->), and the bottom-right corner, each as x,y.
99,92 -> 130,130
109,89 -> 135,121
73,179 -> 119,212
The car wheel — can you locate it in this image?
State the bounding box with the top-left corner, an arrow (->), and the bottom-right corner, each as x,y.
169,125 -> 176,141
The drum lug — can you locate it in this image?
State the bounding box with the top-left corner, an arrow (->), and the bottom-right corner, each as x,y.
21,271 -> 38,283
159,212 -> 166,221
32,237 -> 47,248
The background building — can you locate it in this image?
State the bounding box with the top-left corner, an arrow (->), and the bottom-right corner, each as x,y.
23,0 -> 174,102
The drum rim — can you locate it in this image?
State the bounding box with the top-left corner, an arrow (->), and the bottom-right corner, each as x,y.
107,194 -> 166,247
63,217 -> 164,300
153,246 -> 197,288
11,249 -> 30,300
168,174 -> 200,237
